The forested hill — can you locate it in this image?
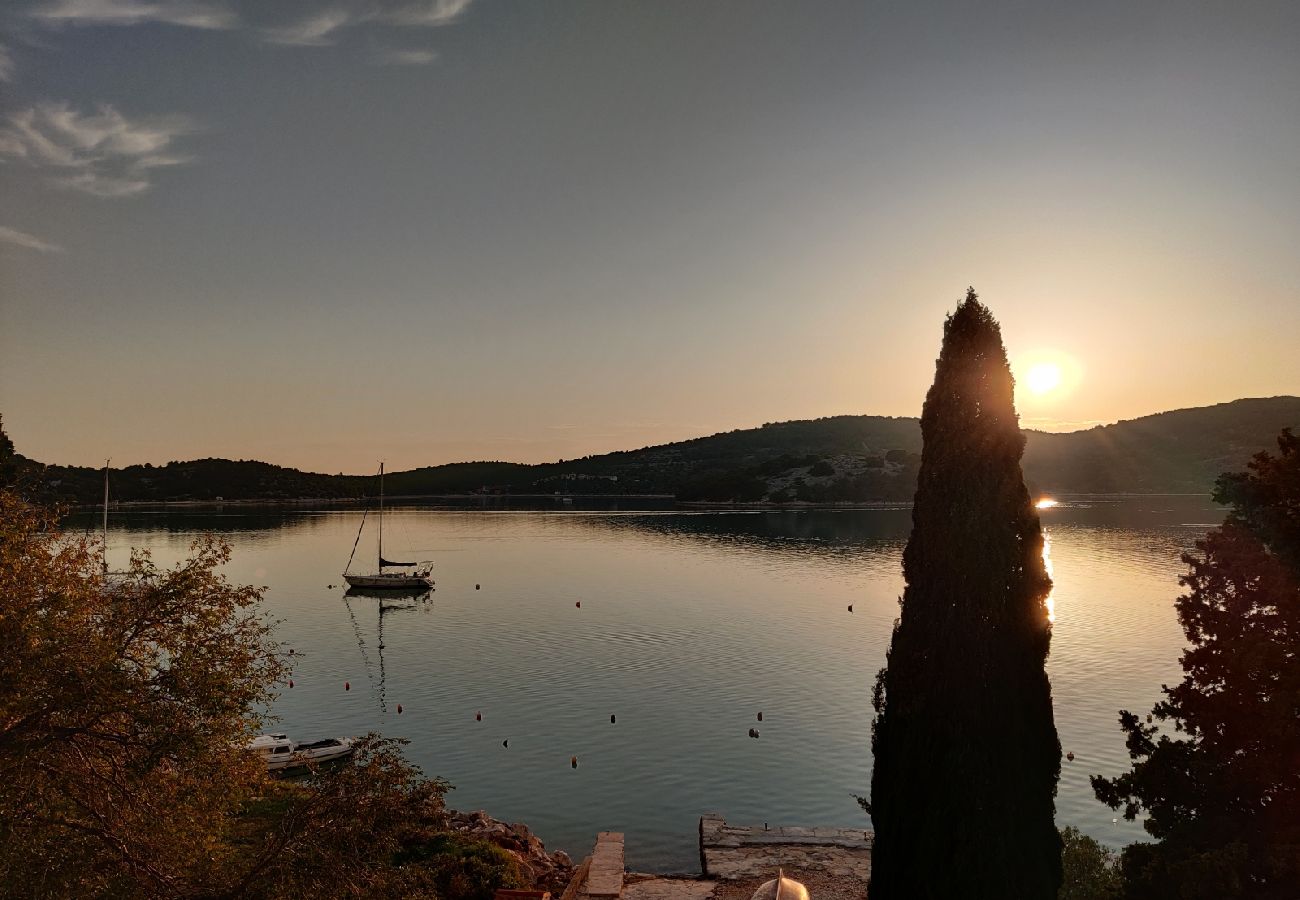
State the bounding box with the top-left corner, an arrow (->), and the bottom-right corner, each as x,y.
17,396 -> 1299,504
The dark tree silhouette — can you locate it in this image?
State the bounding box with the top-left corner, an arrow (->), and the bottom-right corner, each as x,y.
868,288 -> 1061,899
1092,429 -> 1300,899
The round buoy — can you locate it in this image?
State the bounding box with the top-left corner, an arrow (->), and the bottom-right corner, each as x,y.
344,681 -> 350,691
476,584 -> 481,590
757,711 -> 763,722
476,711 -> 482,721
749,728 -> 760,738
610,714 -> 616,724
575,601 -> 581,608
847,604 -> 854,613
1066,751 -> 1075,762
503,739 -> 509,748
397,704 -> 403,714
288,679 -> 294,688
571,755 -> 578,769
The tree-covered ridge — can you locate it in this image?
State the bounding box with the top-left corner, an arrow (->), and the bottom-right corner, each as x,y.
12,397 -> 1299,504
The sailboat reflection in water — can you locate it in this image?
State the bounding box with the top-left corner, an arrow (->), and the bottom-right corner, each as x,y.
342,463 -> 434,589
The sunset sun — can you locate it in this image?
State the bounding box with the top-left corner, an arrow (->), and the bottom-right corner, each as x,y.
1025,362 -> 1063,396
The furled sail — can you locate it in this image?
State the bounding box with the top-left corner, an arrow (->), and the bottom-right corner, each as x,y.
379,557 -> 415,568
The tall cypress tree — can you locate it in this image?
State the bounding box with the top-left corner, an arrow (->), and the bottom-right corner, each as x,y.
868,289 -> 1061,898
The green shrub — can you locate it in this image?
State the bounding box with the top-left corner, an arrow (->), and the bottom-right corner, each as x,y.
1060,827 -> 1121,900
395,832 -> 526,900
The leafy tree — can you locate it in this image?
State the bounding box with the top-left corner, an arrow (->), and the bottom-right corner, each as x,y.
1060,826 -> 1122,900
0,488 -> 493,899
0,490 -> 286,895
1092,429 -> 1300,899
867,289 -> 1061,898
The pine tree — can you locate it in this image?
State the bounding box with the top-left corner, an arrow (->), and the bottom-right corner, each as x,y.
1092,429 -> 1300,899
867,288 -> 1061,898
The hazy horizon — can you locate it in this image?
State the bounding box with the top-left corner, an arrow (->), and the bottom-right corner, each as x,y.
14,393 -> 1298,475
3,1 -> 1298,471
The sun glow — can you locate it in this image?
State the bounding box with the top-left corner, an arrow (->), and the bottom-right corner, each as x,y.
1026,362 -> 1062,395
1035,498 -> 1058,509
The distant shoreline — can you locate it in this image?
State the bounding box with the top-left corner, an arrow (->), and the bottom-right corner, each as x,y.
72,491 -> 1215,514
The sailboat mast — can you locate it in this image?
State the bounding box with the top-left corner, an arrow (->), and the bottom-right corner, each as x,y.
102,458 -> 110,575
378,462 -> 384,570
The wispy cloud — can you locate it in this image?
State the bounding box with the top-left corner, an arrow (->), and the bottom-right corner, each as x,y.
30,0 -> 238,29
0,44 -> 14,82
0,225 -> 64,253
370,45 -> 437,65
0,102 -> 195,198
384,0 -> 473,27
262,1 -> 473,48
261,7 -> 359,47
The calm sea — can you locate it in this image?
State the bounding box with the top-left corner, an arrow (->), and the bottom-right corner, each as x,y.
85,497 -> 1218,872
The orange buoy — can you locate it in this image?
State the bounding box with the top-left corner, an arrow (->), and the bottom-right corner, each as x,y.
344,681 -> 350,691
397,704 -> 403,714
757,711 -> 763,721
476,711 -> 482,721
570,755 -> 578,769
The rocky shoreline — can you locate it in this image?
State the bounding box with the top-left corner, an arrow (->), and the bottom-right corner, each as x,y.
447,809 -> 575,893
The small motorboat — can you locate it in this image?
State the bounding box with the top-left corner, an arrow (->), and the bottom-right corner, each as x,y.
248,733 -> 357,772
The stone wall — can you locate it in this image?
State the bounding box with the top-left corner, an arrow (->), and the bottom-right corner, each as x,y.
699,814 -> 872,882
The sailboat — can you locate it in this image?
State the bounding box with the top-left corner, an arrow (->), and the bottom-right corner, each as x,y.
342,463 -> 434,590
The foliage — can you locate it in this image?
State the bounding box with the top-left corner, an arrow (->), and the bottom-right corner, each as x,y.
395,832 -> 526,900
1091,429 -> 1300,899
868,289 -> 1061,898
1059,827 -> 1121,900
0,489 -> 286,896
0,486 -> 482,898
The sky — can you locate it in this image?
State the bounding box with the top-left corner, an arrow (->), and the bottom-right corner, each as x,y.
1,0 -> 1297,473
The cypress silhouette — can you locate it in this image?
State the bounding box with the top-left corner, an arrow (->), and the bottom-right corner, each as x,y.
867,289 -> 1061,898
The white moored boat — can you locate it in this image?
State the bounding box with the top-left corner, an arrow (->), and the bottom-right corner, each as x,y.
248,733 -> 357,771
342,462 -> 434,590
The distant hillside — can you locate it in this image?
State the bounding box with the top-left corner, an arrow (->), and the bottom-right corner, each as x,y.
16,397 -> 1299,505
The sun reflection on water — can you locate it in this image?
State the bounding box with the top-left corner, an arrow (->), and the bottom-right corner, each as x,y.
1042,527 -> 1055,624
1036,497 -> 1059,510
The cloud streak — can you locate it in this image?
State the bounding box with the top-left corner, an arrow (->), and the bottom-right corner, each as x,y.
261,7 -> 358,46
370,46 -> 438,65
383,0 -> 474,27
0,102 -> 194,198
262,0 -> 474,48
0,225 -> 64,253
31,0 -> 238,30
0,44 -> 14,82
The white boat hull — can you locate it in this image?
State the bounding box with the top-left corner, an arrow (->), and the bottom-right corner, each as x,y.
248,734 -> 357,772
344,572 -> 434,589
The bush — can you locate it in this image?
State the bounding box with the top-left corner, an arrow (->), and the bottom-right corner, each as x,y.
397,833 -> 526,900
1060,827 -> 1121,900
809,459 -> 835,477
